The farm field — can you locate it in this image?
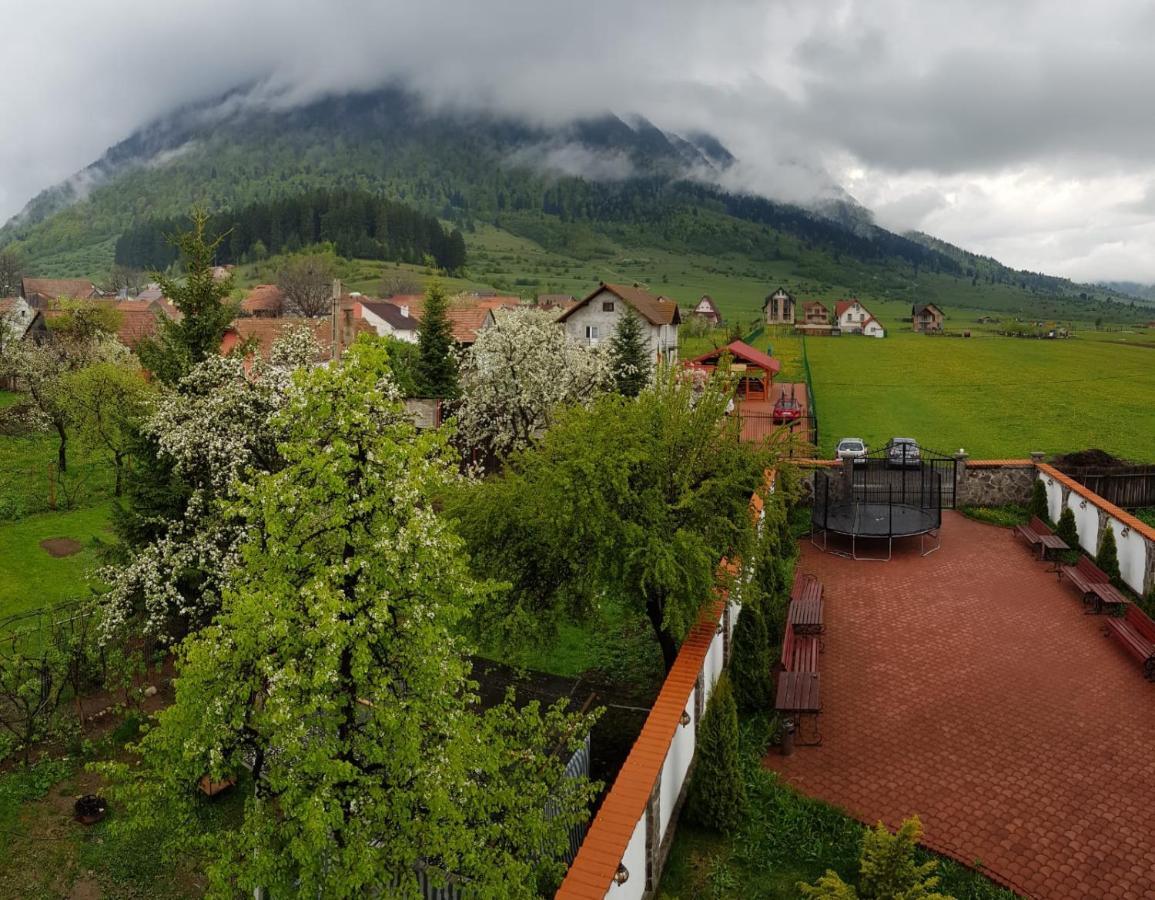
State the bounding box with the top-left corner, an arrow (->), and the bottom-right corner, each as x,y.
804,332 -> 1155,461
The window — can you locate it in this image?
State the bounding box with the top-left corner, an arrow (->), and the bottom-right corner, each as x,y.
602,301 -> 615,312
585,325 -> 599,344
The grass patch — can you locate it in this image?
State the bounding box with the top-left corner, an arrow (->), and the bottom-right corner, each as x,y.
0,504 -> 112,618
659,715 -> 1015,899
0,428 -> 115,521
958,504 -> 1030,528
805,331 -> 1155,460
1135,507 -> 1155,529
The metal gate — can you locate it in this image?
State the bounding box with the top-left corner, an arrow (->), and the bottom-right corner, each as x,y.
851,444 -> 958,509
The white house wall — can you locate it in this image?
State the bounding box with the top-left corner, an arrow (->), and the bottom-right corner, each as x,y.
562,289 -> 677,361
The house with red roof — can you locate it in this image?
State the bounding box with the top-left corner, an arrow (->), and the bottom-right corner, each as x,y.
20,277 -> 98,308
685,340 -> 781,402
557,282 -> 681,363
834,299 -> 885,338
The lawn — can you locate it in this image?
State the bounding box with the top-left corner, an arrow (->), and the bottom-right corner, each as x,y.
0,504 -> 112,619
804,331 -> 1155,460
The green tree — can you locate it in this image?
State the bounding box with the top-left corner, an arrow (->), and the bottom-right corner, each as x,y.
730,599 -> 774,712
136,210 -> 238,384
1056,506 -> 1079,549
62,360 -> 154,496
101,339 -> 597,898
452,369 -> 769,671
685,673 -> 746,833
414,280 -> 458,398
1097,523 -> 1121,583
1029,479 -> 1049,522
800,816 -> 952,899
607,308 -> 651,397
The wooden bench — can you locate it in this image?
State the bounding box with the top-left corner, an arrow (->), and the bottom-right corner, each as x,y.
1060,555 -> 1127,613
788,572 -> 824,635
779,621 -> 820,674
1104,604 -> 1155,681
791,571 -> 823,605
1014,515 -> 1049,552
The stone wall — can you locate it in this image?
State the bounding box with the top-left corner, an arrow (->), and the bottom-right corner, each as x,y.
955,459 -> 1037,508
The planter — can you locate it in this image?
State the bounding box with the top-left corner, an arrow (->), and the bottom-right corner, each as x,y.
73,794 -> 107,825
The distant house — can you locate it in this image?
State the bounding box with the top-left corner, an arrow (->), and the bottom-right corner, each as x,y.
112,298 -> 180,350
912,303 -> 945,333
20,277 -> 97,308
220,299 -> 371,365
359,299 -> 419,343
835,299 -> 885,337
0,297 -> 46,344
557,282 -> 681,363
690,295 -> 723,326
241,285 -> 286,318
795,300 -> 832,334
536,293 -> 577,313
762,288 -> 795,325
210,265 -> 235,283
976,315 -> 997,325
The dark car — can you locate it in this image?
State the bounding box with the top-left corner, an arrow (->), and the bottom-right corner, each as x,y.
772,395 -> 803,424
887,437 -> 921,468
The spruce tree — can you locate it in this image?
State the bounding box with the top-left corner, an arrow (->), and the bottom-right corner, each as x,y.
1029,479 -> 1049,522
731,602 -> 774,713
1056,506 -> 1079,548
1097,523 -> 1121,583
414,281 -> 459,398
137,210 -> 238,385
608,309 -> 651,397
686,673 -> 747,833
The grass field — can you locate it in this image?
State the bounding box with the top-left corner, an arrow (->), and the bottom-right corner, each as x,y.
804,331 -> 1155,460
0,504 -> 112,618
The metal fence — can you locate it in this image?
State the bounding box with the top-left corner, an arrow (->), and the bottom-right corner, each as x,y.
800,334 -> 820,450
852,446 -> 958,509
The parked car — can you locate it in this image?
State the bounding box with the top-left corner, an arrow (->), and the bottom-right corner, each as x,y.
835,437 -> 868,462
772,395 -> 803,425
887,437 -> 921,468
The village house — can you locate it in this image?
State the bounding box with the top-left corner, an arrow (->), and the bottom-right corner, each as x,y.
689,295 -> 723,326
20,277 -> 98,308
359,299 -> 419,343
535,293 -> 577,313
375,293 -> 501,347
912,303 -> 945,333
220,296 -> 372,365
241,285 -> 286,318
557,282 -> 681,363
835,299 -> 885,337
112,298 -> 180,349
795,299 -> 832,334
762,287 -> 795,325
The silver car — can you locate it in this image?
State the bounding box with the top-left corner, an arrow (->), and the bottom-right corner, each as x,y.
835,438 -> 868,462
887,437 -> 921,468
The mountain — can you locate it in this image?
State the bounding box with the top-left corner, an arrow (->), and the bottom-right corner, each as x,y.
2,85 -> 1151,322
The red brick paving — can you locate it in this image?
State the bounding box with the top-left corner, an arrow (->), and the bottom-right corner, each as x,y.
764,512 -> 1155,899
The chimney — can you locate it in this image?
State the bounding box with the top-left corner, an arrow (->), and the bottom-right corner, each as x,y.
400,305 -> 409,318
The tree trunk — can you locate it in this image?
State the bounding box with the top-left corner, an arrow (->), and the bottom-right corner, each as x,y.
113,452 -> 123,497
644,593 -> 680,673
55,421 -> 68,473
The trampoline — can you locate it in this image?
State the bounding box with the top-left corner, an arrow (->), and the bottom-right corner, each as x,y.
811,468 -> 944,560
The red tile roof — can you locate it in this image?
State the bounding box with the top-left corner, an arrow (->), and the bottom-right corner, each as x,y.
241,284 -> 286,315
21,277 -> 97,300
560,282 -> 681,327
687,340 -> 782,375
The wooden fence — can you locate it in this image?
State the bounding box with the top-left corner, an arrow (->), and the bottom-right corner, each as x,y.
1061,466 -> 1155,510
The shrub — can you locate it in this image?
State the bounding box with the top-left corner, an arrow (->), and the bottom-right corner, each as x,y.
1029,479 -> 1049,522
799,816 -> 953,899
730,603 -> 774,713
1056,506 -> 1079,549
686,673 -> 746,833
1097,523 -> 1121,584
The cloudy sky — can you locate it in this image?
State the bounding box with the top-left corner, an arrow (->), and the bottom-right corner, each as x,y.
6,0 -> 1155,282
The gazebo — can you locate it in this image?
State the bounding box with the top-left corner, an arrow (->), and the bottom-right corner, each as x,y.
686,340 -> 782,402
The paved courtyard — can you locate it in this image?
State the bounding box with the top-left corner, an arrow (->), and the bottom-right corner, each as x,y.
765,512 -> 1155,899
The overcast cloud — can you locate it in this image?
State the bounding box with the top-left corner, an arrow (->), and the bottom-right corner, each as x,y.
5,0 -> 1155,281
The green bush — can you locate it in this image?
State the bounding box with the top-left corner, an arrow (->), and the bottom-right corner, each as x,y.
799,816 -> 953,899
730,603 -> 774,713
1097,523 -> 1121,584
1029,479 -> 1049,522
686,673 -> 746,833
1056,506 -> 1079,549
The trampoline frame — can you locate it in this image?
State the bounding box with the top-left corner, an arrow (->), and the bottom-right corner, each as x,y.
810,470 -> 943,561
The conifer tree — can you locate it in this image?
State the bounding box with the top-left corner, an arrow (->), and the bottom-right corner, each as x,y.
137,210 -> 238,385
1029,478 -> 1049,522
414,281 -> 459,398
1097,523 -> 1121,583
1056,506 -> 1079,549
608,308 -> 651,397
686,673 -> 746,833
730,600 -> 774,713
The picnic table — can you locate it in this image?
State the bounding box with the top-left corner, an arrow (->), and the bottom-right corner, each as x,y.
775,672 -> 822,745
788,595 -> 824,635
1087,582 -> 1129,615
1038,533 -> 1069,568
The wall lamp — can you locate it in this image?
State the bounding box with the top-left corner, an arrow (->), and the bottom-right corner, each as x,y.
613,863 -> 630,885
1121,525 -> 1131,538
680,711 -> 692,727
1079,499 -> 1088,509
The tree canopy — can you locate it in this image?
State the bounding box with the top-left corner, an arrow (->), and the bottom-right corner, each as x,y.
450,368 -> 770,670
102,338 -> 596,898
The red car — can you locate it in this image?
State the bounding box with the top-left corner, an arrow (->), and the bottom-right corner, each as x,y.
772,395 -> 802,424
